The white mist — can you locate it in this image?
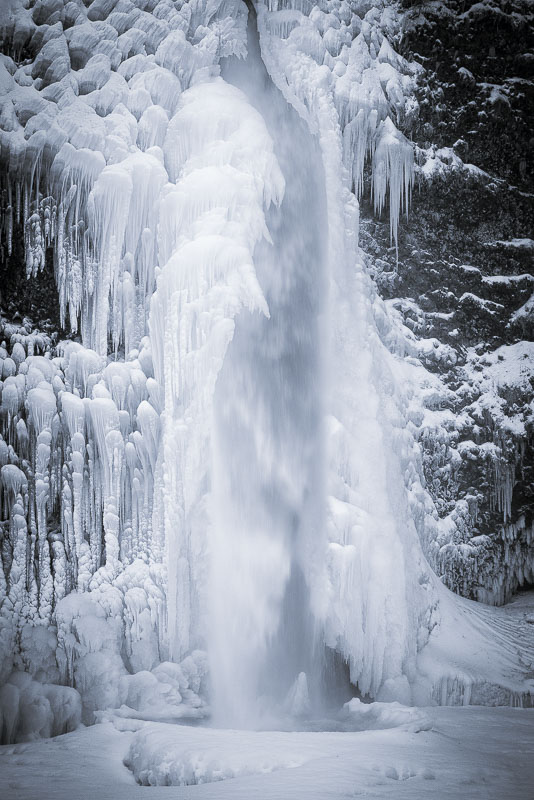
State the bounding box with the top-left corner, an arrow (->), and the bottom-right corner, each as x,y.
207,4 -> 328,728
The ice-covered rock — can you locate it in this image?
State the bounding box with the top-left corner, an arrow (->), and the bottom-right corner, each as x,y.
342,697 -> 432,733
0,671 -> 81,744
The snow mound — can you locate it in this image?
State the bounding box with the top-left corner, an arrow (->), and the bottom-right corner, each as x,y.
125,724 -> 320,786
124,700 -> 433,788
342,698 -> 432,733
415,586 -> 534,707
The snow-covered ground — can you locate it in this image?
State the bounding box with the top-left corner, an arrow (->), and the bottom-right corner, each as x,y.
1,706 -> 533,799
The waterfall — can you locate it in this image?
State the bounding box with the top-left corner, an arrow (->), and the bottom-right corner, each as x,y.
208,4 -> 328,727
2,0 -> 533,740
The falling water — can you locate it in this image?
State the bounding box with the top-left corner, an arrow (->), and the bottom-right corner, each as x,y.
207,3 -> 329,728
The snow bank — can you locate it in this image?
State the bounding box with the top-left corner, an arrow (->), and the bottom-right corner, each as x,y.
125,724 -> 320,786
5,706 -> 534,799
125,699 -> 432,787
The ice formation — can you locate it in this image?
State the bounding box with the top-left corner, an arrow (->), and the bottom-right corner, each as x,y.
0,0 -> 533,740
124,699 -> 432,787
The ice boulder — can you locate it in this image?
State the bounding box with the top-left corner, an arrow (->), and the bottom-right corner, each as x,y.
341,698 -> 432,733
0,672 -> 82,743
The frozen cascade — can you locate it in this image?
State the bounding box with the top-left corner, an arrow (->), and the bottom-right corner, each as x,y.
208,5 -> 328,727
0,0 -> 533,743
149,74 -> 285,678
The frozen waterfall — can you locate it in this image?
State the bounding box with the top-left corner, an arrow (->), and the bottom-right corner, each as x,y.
208,4 -> 328,726
1,0 -> 533,748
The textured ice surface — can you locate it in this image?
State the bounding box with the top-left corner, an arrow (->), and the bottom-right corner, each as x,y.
0,670 -> 81,744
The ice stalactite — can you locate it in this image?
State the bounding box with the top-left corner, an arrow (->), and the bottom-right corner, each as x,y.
0,0 -> 249,355
257,0 -> 417,244
372,117 -> 414,247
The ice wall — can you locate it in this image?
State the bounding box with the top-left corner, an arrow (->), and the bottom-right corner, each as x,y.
253,0 -> 534,705
249,1 -> 432,702
256,0 -> 417,246
0,0 -> 254,717
0,0 -> 249,354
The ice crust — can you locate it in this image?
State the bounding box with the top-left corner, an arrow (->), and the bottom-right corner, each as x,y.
0,0 -> 533,737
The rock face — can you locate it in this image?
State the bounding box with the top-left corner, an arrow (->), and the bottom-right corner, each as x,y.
0,221 -> 63,333
360,0 -> 534,603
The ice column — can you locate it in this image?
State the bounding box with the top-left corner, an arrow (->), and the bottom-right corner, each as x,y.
207,4 -> 328,726
151,77 -> 284,669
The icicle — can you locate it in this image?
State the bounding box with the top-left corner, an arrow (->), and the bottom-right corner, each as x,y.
372,117 -> 413,247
